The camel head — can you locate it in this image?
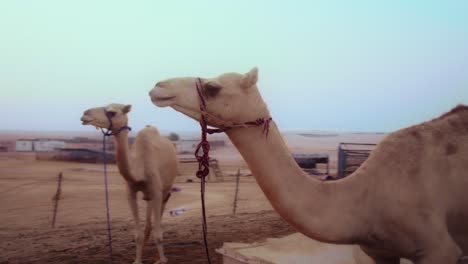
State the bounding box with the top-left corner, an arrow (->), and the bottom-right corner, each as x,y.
149,67 -> 269,128
80,103 -> 132,131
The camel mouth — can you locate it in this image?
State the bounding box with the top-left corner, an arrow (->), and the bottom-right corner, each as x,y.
153,96 -> 176,102
80,117 -> 94,125
151,96 -> 176,107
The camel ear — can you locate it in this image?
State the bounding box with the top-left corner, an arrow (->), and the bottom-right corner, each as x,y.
106,104 -> 118,113
122,104 -> 132,114
242,67 -> 258,89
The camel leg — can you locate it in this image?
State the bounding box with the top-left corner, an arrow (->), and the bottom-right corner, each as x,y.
360,246 -> 400,264
127,189 -> 144,264
368,257 -> 400,264
143,201 -> 153,247
151,192 -> 167,264
363,252 -> 400,264
161,192 -> 171,215
412,230 -> 462,264
459,256 -> 468,263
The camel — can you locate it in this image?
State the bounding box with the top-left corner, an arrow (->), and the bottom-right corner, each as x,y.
148,68 -> 468,264
80,103 -> 178,264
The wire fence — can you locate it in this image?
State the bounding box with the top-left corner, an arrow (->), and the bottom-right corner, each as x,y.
0,167 -> 270,231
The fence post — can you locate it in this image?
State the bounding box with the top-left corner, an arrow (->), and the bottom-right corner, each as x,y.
51,172 -> 63,228
337,143 -> 344,178
232,169 -> 241,215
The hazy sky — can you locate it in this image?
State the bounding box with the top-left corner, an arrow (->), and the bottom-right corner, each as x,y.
1,1 -> 467,133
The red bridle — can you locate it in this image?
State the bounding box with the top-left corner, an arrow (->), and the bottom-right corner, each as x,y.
194,77 -> 272,178
193,77 -> 271,264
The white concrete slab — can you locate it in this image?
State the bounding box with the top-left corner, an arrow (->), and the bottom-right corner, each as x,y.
216,233 -> 412,264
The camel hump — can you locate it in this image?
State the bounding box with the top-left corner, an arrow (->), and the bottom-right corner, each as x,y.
438,104 -> 468,120
138,125 -> 160,138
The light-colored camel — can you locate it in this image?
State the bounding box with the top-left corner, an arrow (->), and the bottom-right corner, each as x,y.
149,68 -> 468,264
80,103 -> 178,264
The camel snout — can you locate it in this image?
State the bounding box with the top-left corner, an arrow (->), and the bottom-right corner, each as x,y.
148,88 -> 156,98
148,89 -> 159,103
80,115 -> 93,125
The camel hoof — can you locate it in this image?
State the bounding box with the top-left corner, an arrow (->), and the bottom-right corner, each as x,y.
154,260 -> 168,264
132,261 -> 143,264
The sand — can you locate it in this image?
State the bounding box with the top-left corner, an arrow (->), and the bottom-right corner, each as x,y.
0,131 -> 385,263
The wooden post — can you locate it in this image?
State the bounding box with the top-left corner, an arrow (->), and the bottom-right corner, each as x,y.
326,157 -> 330,176
51,172 -> 63,228
232,169 -> 240,215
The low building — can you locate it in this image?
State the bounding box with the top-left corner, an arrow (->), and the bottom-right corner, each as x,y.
174,139 -> 225,154
16,140 -> 34,152
292,153 -> 329,176
33,140 -> 66,152
54,148 -> 116,163
16,139 -> 67,152
175,140 -> 199,154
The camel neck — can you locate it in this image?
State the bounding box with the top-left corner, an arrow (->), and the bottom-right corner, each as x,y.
226,122 -> 366,243
112,130 -> 136,184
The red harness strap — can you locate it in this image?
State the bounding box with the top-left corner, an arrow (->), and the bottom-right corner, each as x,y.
194,78 -> 271,178
194,77 -> 271,264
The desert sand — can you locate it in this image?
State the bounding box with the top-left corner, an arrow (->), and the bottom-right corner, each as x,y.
0,131 -> 384,263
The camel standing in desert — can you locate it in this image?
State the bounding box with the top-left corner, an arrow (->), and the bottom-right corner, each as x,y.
81,103 -> 178,264
149,68 -> 468,264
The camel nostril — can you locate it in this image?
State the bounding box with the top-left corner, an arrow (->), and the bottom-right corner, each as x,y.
155,81 -> 168,88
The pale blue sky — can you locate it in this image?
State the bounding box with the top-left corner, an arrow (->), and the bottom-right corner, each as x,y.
1,1 -> 467,133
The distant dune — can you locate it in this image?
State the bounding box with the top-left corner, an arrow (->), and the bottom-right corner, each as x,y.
299,133 -> 339,138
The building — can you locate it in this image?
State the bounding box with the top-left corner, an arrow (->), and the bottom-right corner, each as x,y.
33,140 -> 66,152
174,139 -> 226,154
175,140 -> 199,154
292,153 -> 329,176
54,148 -> 116,163
15,139 -> 66,152
16,140 -> 34,152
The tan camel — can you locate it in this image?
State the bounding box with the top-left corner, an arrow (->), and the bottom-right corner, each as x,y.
148,68 -> 468,264
80,103 -> 178,264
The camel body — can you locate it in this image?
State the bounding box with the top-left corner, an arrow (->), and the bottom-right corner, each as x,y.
149,69 -> 468,263
81,104 -> 178,264
127,126 -> 177,201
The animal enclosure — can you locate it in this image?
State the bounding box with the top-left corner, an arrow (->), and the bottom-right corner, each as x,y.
292,153 -> 329,176
336,142 -> 376,178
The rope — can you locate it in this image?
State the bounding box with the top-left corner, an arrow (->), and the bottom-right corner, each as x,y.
194,78 -> 272,264
195,78 -> 213,264
100,107 -> 131,137
99,107 -> 132,264
102,135 -> 114,264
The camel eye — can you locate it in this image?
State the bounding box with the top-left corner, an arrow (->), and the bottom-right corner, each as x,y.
106,111 -> 117,118
203,83 -> 222,98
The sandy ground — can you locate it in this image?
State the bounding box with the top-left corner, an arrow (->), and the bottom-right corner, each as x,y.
0,154 -> 286,264
0,132 -> 385,264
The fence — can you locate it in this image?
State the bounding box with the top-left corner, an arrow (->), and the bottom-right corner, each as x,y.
292,154 -> 329,176
337,142 -> 376,178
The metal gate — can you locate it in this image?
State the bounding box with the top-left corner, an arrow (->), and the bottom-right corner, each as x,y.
337,142 -> 376,178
